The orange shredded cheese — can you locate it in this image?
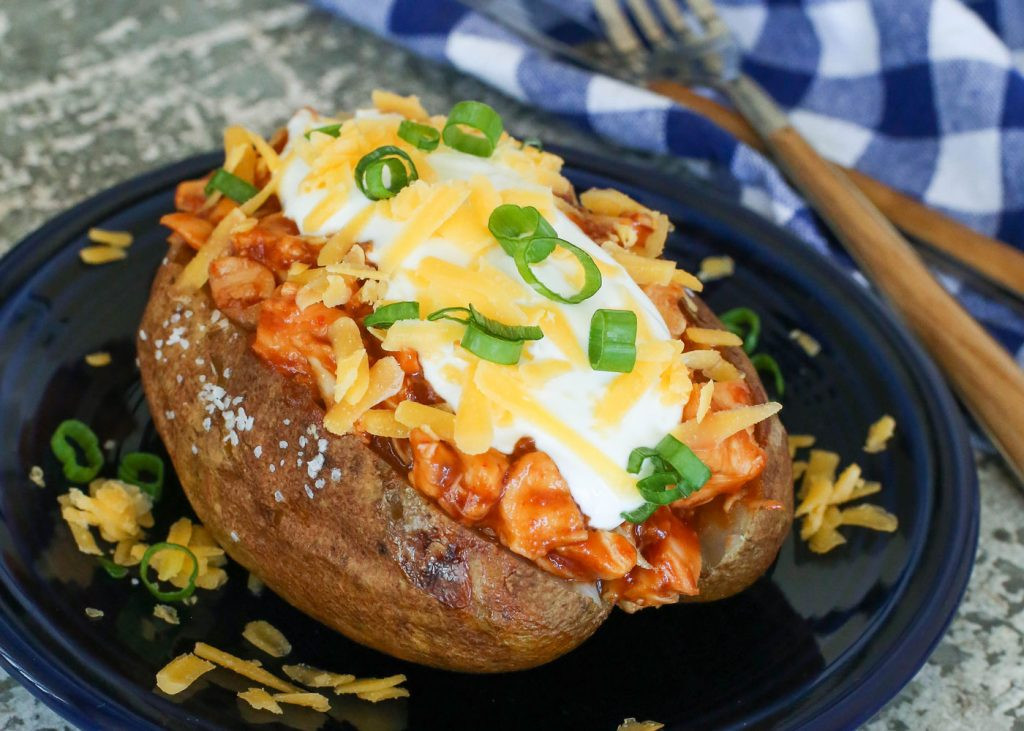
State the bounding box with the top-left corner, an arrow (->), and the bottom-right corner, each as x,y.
84,351 -> 111,367
193,643 -> 300,693
685,328 -> 743,347
88,228 -> 133,248
153,604 -> 180,625
243,620 -> 292,658
272,692 -> 331,712
372,89 -> 430,121
863,415 -> 896,453
333,675 -> 407,695
357,409 -> 411,438
282,664 -> 356,688
324,356 -> 404,435
79,245 -> 127,265
395,400 -> 456,442
789,328 -> 822,357
58,479 -> 154,547
792,441 -> 899,554
697,255 -> 734,281
238,688 -> 283,714
156,653 -> 215,695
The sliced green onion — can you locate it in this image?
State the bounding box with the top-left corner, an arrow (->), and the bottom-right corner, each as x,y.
514,237 -> 602,305
50,420 -> 103,483
427,306 -> 472,325
428,305 -> 543,341
304,124 -> 343,139
487,204 -> 557,262
626,446 -> 663,475
621,502 -> 659,524
397,120 -> 440,151
655,434 -> 711,496
428,305 -> 542,365
442,101 -> 503,157
636,472 -> 685,504
751,353 -> 785,397
354,146 -> 418,201
364,301 -> 420,329
203,169 -> 259,204
97,557 -> 128,579
521,137 -> 543,151
622,434 -> 712,523
117,452 -> 164,502
461,323 -> 524,365
589,309 -> 637,372
139,543 -> 199,602
719,307 -> 761,354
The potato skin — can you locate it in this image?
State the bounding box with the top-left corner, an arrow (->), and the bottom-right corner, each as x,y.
683,296 -> 793,602
138,245 -> 791,671
138,245 -> 610,673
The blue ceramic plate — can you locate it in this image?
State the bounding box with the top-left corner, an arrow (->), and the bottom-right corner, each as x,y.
0,149 -> 977,730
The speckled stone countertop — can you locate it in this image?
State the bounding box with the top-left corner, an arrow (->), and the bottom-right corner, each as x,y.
1,1 -> 1022,729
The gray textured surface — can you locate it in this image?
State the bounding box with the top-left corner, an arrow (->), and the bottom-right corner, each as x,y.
0,1 -> 1021,729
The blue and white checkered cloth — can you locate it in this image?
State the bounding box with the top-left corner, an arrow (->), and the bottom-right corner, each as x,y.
313,0 -> 1024,365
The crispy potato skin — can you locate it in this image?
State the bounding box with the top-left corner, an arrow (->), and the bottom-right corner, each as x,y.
138,245 -> 790,671
682,295 -> 792,602
138,245 -> 609,673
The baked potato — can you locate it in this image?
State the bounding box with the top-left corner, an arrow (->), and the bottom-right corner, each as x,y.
139,92 -> 791,673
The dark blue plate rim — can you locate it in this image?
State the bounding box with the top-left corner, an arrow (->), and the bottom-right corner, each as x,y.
0,149 -> 979,731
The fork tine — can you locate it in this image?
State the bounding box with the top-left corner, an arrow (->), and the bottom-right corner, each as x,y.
680,0 -> 731,39
652,0 -> 699,41
624,0 -> 669,47
593,0 -> 644,56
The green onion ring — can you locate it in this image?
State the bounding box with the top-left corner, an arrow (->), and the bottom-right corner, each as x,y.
397,120 -> 440,151
427,306 -> 472,325
139,543 -> 199,602
719,307 -> 761,354
636,472 -> 686,504
589,309 -> 638,372
621,502 -> 659,524
203,169 -> 259,204
442,101 -> 504,158
354,146 -> 418,200
304,123 -> 343,139
513,236 -> 602,304
626,446 -> 667,475
50,419 -> 103,483
117,452 -> 165,502
487,204 -> 556,262
655,434 -> 711,494
364,301 -> 421,329
751,353 -> 786,397
460,322 -> 524,365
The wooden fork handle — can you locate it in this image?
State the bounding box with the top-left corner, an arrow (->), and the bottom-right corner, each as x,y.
647,79 -> 1024,297
769,124 -> 1024,481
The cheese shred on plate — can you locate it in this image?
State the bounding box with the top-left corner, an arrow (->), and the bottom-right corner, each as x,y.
791,429 -> 899,554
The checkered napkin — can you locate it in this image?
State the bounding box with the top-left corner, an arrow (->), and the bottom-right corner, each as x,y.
313,0 -> 1024,364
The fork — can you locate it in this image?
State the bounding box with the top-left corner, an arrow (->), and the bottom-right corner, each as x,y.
607,0 -> 1024,481
461,0 -> 1024,481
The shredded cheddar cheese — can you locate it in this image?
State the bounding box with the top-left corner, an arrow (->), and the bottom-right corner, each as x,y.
395,400 -> 456,442
156,653 -> 215,695
697,255 -> 734,282
238,688 -> 283,714
243,620 -> 292,658
84,351 -> 111,367
88,228 -> 133,248
792,439 -> 899,554
193,643 -> 300,693
58,479 -> 154,548
864,415 -> 896,453
79,245 -> 127,265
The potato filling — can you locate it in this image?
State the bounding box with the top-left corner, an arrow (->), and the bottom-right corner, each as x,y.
161,119 -> 772,610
